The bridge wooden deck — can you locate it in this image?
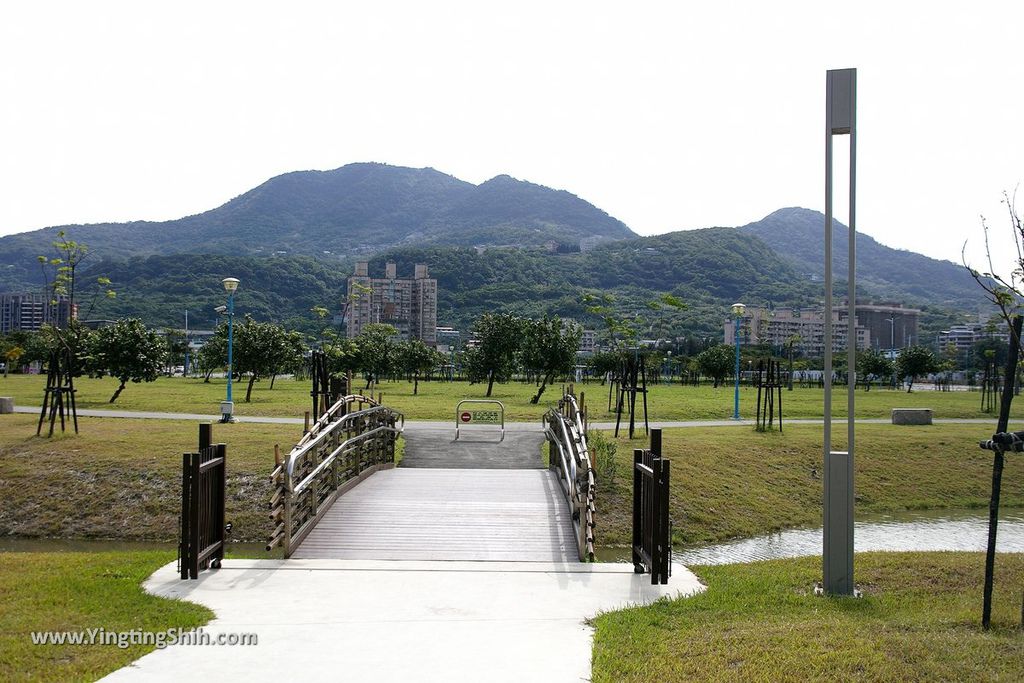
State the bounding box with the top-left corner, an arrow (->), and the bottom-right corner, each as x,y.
291,468 -> 578,562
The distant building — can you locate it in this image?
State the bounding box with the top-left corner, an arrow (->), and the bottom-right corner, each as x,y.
0,291 -> 75,333
435,326 -> 461,353
346,261 -> 438,344
578,329 -> 598,356
724,306 -> 870,358
937,323 -> 1008,355
847,302 -> 921,350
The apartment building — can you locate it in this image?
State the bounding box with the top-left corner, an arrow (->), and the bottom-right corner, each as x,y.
345,261 -> 438,344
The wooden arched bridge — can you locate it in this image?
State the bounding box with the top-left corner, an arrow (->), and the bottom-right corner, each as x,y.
183,388 -> 669,580
265,390 -> 596,563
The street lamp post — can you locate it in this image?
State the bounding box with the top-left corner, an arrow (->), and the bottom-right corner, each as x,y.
732,302 -> 745,419
220,277 -> 240,423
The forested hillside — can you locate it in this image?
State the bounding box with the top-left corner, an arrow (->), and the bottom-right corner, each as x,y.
0,163 -> 633,284
739,207 -> 980,309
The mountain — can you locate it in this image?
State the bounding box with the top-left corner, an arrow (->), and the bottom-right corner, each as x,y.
738,207 -> 980,309
0,163 -> 635,291
77,228 -> 823,338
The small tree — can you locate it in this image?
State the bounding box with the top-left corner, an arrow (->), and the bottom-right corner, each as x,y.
229,316 -> 300,402
86,319 -> 168,403
196,331 -> 227,382
895,345 -> 937,393
356,323 -> 398,389
520,316 -> 582,404
468,313 -> 524,397
696,344 -> 734,388
858,348 -> 894,391
398,339 -> 441,395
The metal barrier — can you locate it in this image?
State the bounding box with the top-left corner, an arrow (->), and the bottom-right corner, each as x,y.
455,399 -> 505,442
542,388 -> 595,561
632,428 -> 671,584
267,394 -> 404,557
179,423 -> 227,580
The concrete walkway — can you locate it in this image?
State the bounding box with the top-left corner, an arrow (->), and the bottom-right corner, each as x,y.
102,559 -> 704,682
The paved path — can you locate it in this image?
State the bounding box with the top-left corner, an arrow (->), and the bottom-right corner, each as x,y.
10,405 -> 998,428
101,559 -> 703,683
294,469 -> 575,561
402,427 -> 545,467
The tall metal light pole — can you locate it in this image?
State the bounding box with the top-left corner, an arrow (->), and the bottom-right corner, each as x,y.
732,302 -> 745,419
220,277 -> 240,423
183,309 -> 189,377
823,68 -> 856,596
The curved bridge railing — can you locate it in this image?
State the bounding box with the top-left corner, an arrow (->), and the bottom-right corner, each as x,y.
267,394 -> 404,556
542,388 -> 595,562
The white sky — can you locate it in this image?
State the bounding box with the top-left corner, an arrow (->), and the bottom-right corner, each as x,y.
1,1 -> 1022,271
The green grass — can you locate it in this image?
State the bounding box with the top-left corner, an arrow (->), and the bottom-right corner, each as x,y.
595,424 -> 1024,547
0,551 -> 211,682
592,552 -> 1024,682
2,414 -> 1020,549
2,373 -> 1020,421
0,414 -> 297,542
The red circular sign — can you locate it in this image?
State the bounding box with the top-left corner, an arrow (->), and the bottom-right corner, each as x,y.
460,412 -> 472,423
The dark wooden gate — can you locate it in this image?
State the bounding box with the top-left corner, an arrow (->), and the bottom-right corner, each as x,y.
179,423 -> 227,579
632,428 -> 671,584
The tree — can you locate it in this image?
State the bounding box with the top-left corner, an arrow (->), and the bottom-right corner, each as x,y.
85,319 -> 168,403
587,350 -> 621,384
356,324 -> 398,389
36,231 -> 115,375
858,348 -> 893,391
895,345 -> 937,393
696,344 -> 734,388
398,339 -> 442,395
196,330 -> 227,382
467,313 -> 524,397
520,316 -> 582,404
229,316 -> 302,402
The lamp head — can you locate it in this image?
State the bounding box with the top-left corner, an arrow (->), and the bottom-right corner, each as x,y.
222,277 -> 240,293
731,302 -> 746,316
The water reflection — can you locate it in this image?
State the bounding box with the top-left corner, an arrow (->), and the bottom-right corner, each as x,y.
677,509 -> 1024,566
597,509 -> 1024,565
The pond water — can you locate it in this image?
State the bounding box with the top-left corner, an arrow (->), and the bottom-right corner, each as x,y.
600,508 -> 1024,565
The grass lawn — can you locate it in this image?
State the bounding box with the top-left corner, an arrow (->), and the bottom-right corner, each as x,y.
0,414 -> 297,542
592,551 -> 1024,682
2,413 -> 1020,550
2,373 -> 1021,421
0,551 -> 211,682
595,423 -> 1024,547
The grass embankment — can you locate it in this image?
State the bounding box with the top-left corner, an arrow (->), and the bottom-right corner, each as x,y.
0,551 -> 211,682
2,414 -> 1021,547
592,552 -> 1024,682
2,374 -> 1020,421
0,415 -> 296,542
594,424 -> 1024,547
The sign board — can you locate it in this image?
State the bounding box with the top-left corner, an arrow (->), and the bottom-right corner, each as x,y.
460,410 -> 499,424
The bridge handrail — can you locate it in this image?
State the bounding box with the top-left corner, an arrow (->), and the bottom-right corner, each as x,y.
454,399 -> 505,442
268,394 -> 404,557
290,424 -> 404,494
543,417 -> 578,509
296,394 -> 380,449
543,389 -> 595,561
286,404 -> 398,482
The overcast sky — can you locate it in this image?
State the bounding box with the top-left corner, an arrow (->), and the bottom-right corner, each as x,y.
2,2 -> 1022,272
